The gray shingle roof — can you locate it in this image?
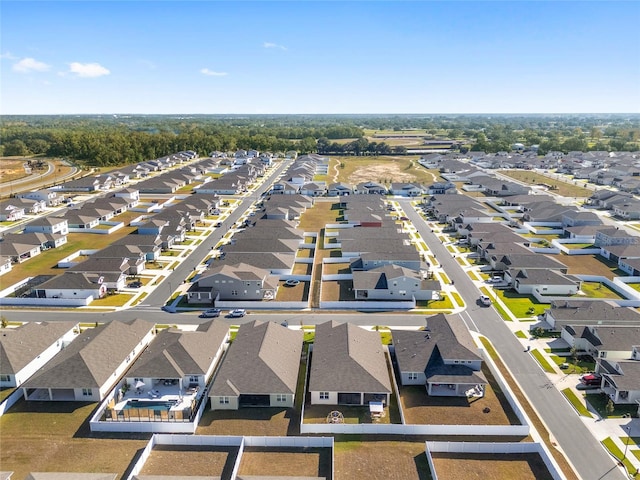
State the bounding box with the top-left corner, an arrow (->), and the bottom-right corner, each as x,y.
309,321 -> 391,394
22,319 -> 153,389
126,320 -> 229,379
209,320 -> 302,397
0,321 -> 77,374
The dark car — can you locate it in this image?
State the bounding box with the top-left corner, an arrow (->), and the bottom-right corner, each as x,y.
128,280 -> 143,288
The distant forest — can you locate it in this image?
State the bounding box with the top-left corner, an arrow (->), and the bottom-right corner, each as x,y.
1,114 -> 639,167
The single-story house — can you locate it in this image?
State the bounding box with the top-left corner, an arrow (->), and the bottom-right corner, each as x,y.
391,314 -> 486,397
309,321 -> 391,406
21,319 -> 155,401
209,320 -> 302,410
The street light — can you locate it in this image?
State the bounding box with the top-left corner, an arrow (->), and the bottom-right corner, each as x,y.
622,425 -> 631,467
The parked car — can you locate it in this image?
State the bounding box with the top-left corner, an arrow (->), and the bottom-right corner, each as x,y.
479,294 -> 492,306
127,280 -> 143,288
489,276 -> 503,283
580,373 -> 602,386
228,309 -> 247,318
200,308 -> 221,318
214,222 -> 222,227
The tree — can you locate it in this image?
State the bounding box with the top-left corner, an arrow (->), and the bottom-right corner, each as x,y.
606,398 -> 615,417
4,139 -> 30,156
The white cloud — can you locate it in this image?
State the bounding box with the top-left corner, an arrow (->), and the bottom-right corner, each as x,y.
200,68 -> 227,77
13,57 -> 51,73
1,52 -> 18,60
68,62 -> 110,78
263,42 -> 287,51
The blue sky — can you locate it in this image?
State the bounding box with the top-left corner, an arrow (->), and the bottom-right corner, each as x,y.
2,1 -> 639,114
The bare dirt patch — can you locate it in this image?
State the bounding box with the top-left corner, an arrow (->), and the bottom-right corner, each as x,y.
0,158 -> 31,183
335,438 -> 430,480
557,252 -> 622,279
197,407 -> 299,436
430,452 -> 553,480
239,447 -> 331,478
141,445 -> 237,477
400,365 -> 520,426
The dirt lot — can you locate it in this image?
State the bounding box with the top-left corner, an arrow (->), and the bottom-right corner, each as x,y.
0,158 -> 31,183
0,399 -> 149,480
197,407 -> 299,436
430,452 -> 554,480
557,252 -> 622,279
335,438 -> 430,480
400,365 -> 520,426
141,445 -> 237,477
331,155 -> 440,185
239,447 -> 332,478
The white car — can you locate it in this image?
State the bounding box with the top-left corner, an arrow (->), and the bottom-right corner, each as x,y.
228,309 -> 247,318
479,295 -> 492,306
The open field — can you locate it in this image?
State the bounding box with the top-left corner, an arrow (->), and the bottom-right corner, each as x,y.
141,444 -> 237,477
430,452 -> 554,480
0,157 -> 77,195
0,398 -> 149,480
0,158 -> 32,183
239,447 -> 331,478
500,170 -> 592,198
333,155 -> 440,185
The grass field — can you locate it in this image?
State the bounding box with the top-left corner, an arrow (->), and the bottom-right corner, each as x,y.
500,170 -> 592,198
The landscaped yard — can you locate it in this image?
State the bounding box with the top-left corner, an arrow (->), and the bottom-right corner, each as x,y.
430,452 -> 554,480
89,292 -> 134,307
493,290 -> 549,318
587,393 -> 639,419
320,279 -> 355,302
558,252 -> 625,279
549,354 -> 595,374
579,281 -> 625,299
399,365 -> 520,426
275,280 -> 309,302
0,399 -> 149,480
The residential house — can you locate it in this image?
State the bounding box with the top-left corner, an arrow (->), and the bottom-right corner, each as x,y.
209,320 -> 302,410
68,257 -> 129,290
17,189 -> 63,207
542,300 -> 640,330
23,216 -> 69,235
600,359 -> 640,405
309,321 -> 391,406
189,262 -> 277,304
0,321 -> 78,388
327,182 -> 354,196
0,202 -> 25,222
507,268 -> 581,295
33,272 -> 108,300
21,319 -> 155,401
0,239 -> 41,264
594,228 -> 640,248
392,314 -> 486,397
352,264 -> 440,301
124,320 -> 229,399
65,211 -> 101,231
356,181 -> 387,195
2,232 -> 67,251
562,325 -> 640,361
0,256 -> 12,276
5,197 -> 46,215
390,183 -> 424,197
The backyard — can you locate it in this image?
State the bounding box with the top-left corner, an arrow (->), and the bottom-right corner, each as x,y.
238,447 -> 332,479
140,444 -> 238,477
0,398 -> 149,480
430,452 -> 554,480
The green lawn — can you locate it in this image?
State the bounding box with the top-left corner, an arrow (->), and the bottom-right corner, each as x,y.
530,349 -> 556,373
587,393 -> 639,419
89,293 -> 133,307
515,330 -> 528,339
580,281 -> 625,299
561,388 -> 592,417
493,289 -> 549,317
550,354 -> 595,374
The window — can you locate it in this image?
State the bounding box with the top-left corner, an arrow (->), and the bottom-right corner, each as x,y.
231,290 -> 238,296
408,372 -> 419,380
276,394 -> 287,402
219,396 -> 229,404
319,392 -> 329,400
189,376 -> 199,383
82,388 -> 92,396
0,375 -> 10,382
